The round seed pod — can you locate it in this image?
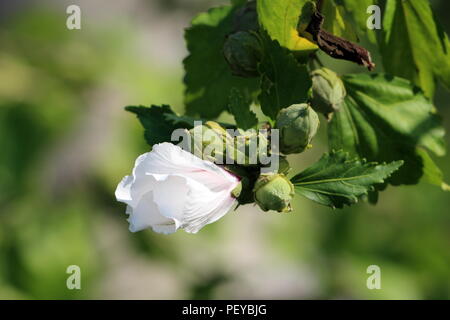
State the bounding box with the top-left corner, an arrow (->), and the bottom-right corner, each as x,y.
275,104 -> 320,154
254,173 -> 295,213
310,67 -> 346,118
223,31 -> 262,78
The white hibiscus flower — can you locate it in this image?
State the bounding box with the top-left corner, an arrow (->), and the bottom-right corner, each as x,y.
115,142 -> 240,234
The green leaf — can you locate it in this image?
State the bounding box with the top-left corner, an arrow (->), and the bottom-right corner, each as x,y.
291,150 -> 403,208
126,105 -> 195,146
337,0 -> 377,43
256,0 -> 318,53
258,36 -> 312,120
184,5 -> 258,119
328,73 -> 446,186
417,148 -> 450,191
228,87 -> 258,130
321,0 -> 359,42
379,0 -> 450,97
230,0 -> 247,6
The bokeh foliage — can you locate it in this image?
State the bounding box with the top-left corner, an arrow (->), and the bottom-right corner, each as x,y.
0,0 -> 449,299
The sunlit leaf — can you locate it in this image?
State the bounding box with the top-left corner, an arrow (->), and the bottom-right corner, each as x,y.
257,0 -> 318,53
379,0 -> 450,97
337,0 -> 378,43
322,0 -> 359,42
329,73 -> 446,186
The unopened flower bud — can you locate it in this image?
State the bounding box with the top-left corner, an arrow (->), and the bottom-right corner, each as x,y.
275,104 -> 320,154
254,173 -> 295,213
189,121 -> 232,163
310,67 -> 346,118
231,129 -> 269,166
232,0 -> 258,33
223,31 -> 262,78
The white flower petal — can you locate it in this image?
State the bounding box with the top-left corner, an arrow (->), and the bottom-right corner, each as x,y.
181,178 -> 238,233
127,191 -> 177,234
115,143 -> 240,234
152,175 -> 189,224
115,175 -> 133,203
142,143 -> 238,190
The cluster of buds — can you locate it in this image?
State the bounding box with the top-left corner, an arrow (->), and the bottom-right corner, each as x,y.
188,121 -> 269,166
187,122 -> 296,213
186,102 -> 323,213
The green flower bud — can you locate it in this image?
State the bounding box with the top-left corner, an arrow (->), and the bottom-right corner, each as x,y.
310,67 -> 346,118
189,121 -> 232,163
231,128 -> 269,166
232,0 -> 258,33
254,174 -> 295,213
275,104 -> 320,154
223,31 -> 262,78
278,157 -> 291,175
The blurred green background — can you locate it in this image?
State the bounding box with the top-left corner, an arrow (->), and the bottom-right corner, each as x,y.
0,0 -> 449,299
